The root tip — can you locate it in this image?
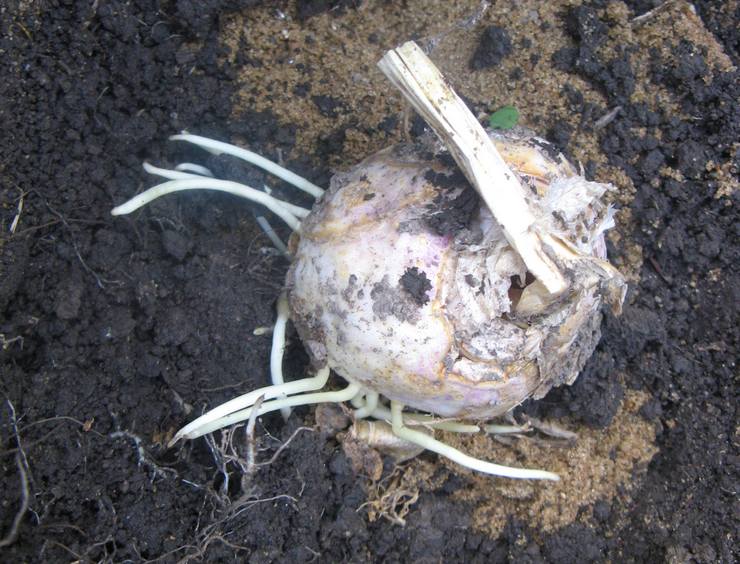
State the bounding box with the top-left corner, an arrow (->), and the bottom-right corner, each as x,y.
167,434 -> 184,448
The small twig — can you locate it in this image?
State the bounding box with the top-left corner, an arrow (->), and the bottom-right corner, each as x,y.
648,255 -> 672,285
19,414 -> 98,433
243,394 -> 265,479
0,334 -> 24,351
2,415 -> 103,458
46,540 -> 83,560
204,433 -> 230,501
199,381 -> 251,392
12,21 -> 32,40
228,493 -> 298,521
520,415 -> 578,441
0,401 -> 32,548
631,0 -> 675,25
594,106 -> 622,130
304,545 -> 321,562
9,189 -> 25,234
37,522 -> 87,536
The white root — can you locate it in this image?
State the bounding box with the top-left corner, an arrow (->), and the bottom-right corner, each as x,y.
377,42 -> 567,295
483,423 -> 532,435
143,162 -> 204,181
270,292 -> 292,420
366,403 -> 480,434
111,177 -> 305,231
170,133 -> 325,199
182,382 -> 363,441
353,390 -> 379,419
141,162 -> 313,222
169,367 -> 331,445
256,216 -> 290,256
390,401 -> 559,481
350,390 -> 366,409
174,162 -> 214,176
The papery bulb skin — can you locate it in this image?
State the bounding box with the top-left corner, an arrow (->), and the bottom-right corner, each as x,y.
287,128 -> 624,419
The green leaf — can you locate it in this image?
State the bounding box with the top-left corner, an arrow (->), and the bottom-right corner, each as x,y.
488,105 -> 519,130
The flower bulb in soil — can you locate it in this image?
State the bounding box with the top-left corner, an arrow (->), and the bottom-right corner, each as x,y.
287,127 -> 625,419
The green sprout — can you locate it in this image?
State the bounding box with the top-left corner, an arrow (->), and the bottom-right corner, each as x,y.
489,105 -> 519,130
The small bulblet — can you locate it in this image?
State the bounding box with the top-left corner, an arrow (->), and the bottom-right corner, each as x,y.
287,128 -> 623,420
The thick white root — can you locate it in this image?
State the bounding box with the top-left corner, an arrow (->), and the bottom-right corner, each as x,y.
270,293 -> 292,420
390,401 -> 559,481
170,133 -> 325,198
111,177 -> 304,231
169,367 -> 331,446
179,381 -> 362,441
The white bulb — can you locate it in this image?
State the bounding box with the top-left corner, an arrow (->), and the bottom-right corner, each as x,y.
287,128 -> 625,419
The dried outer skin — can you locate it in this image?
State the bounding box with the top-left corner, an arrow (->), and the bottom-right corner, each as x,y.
347,420 -> 426,463
286,129 -> 625,420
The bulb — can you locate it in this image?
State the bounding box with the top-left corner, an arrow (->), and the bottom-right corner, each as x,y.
287,127 -> 624,419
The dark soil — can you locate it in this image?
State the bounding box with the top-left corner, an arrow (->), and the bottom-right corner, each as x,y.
1,1 -> 737,563
469,25 -> 513,70
423,164 -> 480,237
399,267 -> 432,307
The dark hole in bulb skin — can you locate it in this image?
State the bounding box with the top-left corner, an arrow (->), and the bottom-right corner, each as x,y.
508,271 -> 534,309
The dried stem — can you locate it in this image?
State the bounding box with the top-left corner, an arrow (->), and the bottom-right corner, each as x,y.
378,41 -> 567,294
